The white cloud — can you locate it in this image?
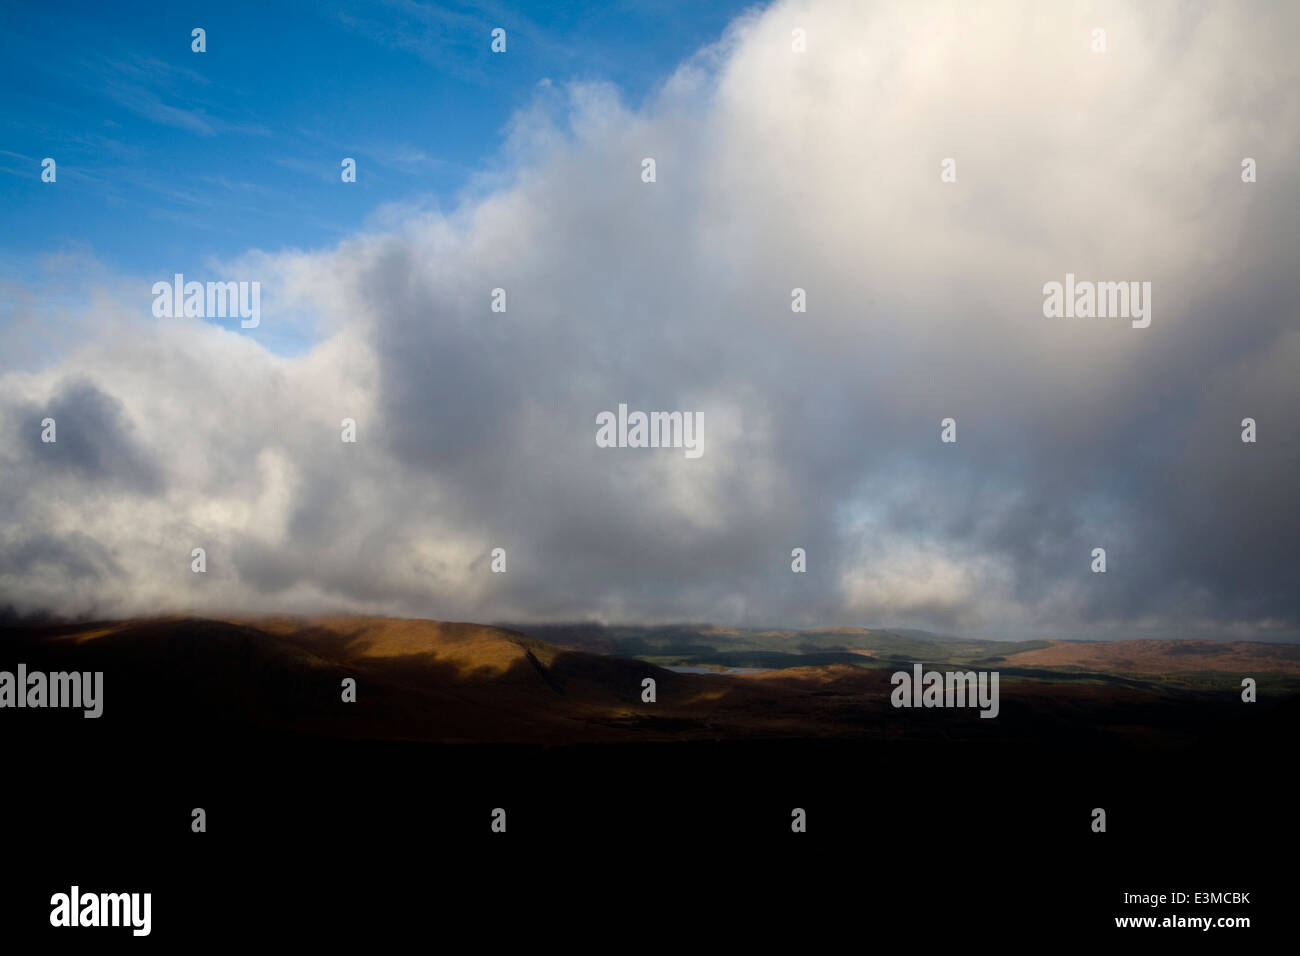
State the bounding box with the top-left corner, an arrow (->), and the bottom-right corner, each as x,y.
2,0 -> 1297,637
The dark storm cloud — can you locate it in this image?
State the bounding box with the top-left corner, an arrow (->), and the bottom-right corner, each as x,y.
0,531 -> 122,582
18,378 -> 163,494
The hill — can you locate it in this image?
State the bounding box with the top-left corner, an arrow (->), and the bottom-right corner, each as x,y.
3,616 -> 1297,749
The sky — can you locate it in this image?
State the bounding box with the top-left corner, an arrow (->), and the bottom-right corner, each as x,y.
1,0 -> 1297,640
0,0 -> 755,289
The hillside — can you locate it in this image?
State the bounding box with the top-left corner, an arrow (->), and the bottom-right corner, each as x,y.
997,638 -> 1300,675
3,617 -> 1297,750
507,622 -> 1054,669
507,623 -> 1300,676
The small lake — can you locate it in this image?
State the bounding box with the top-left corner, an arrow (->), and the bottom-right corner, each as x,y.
663,665 -> 770,675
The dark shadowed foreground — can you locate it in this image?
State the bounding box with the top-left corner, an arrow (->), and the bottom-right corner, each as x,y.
2,616 -> 1293,943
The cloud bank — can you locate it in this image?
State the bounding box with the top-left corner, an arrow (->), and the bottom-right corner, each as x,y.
2,0 -> 1297,638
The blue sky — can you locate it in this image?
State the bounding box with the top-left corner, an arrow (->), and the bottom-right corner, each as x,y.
1,0 -> 755,283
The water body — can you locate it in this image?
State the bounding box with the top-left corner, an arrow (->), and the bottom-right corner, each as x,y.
663,665 -> 769,675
